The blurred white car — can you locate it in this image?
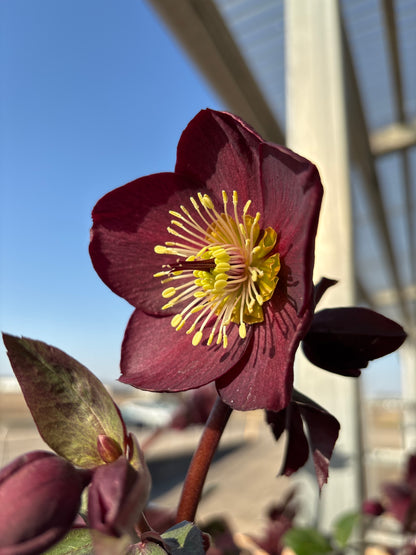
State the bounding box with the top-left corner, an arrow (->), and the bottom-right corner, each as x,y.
120,398 -> 179,428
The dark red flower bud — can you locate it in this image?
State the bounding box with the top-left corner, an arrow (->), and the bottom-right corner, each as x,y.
0,451 -> 90,555
88,455 -> 150,538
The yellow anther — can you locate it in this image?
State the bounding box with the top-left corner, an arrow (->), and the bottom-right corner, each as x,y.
215,262 -> 230,272
243,200 -> 251,214
214,279 -> 228,291
186,323 -> 196,334
255,294 -> 263,306
162,287 -> 176,298
192,331 -> 203,346
167,227 -> 180,236
154,189 -> 280,350
171,220 -> 185,229
154,245 -> 170,254
171,314 -> 182,328
191,306 -> 204,313
201,194 -> 214,210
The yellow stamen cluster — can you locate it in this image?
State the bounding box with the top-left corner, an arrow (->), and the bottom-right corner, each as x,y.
154,190 -> 280,348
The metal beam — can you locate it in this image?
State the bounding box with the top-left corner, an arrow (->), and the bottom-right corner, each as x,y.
370,120 -> 416,156
380,0 -> 416,321
146,0 -> 284,143
343,23 -> 410,324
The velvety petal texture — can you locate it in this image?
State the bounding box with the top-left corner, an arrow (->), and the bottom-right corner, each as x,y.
90,109 -> 323,411
267,390 -> 340,490
0,451 -> 90,555
302,307 -> 407,376
88,456 -> 149,539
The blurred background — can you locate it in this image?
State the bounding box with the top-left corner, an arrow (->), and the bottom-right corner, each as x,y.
1,0 -> 415,541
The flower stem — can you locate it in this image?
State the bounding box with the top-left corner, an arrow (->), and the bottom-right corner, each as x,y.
176,396 -> 232,523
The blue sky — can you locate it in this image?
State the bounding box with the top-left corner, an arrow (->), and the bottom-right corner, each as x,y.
0,0 -> 401,397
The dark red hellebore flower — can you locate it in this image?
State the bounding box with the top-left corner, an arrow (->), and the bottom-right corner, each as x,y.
90,109 -> 323,411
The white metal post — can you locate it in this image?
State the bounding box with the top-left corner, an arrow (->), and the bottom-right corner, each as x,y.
285,0 -> 363,530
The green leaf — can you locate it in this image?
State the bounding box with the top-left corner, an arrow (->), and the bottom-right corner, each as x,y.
161,521 -> 206,554
283,527 -> 332,555
43,529 -> 93,554
2,334 -> 126,468
333,511 -> 360,548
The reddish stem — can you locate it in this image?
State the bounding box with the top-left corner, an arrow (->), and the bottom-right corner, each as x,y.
176,396 -> 232,523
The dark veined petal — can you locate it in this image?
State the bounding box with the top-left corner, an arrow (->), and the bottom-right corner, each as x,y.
90,172 -> 202,314
175,110 -> 264,215
216,308 -> 298,411
120,309 -> 253,392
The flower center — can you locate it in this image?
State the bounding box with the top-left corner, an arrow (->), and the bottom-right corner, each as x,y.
154,191 -> 280,348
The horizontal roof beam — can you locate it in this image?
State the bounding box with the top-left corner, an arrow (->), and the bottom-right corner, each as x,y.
370,120 -> 416,156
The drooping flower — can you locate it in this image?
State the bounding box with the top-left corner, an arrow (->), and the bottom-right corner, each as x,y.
90,109 -> 323,411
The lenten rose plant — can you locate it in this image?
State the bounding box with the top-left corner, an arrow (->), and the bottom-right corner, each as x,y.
0,109 -> 408,554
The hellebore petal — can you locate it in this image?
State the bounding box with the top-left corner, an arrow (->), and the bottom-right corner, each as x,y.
120,309 -> 251,392
90,172 -> 201,315
267,391 -> 340,489
302,307 -> 407,376
88,455 -> 150,539
267,403 -> 309,478
313,277 -> 338,307
293,390 -> 340,490
175,110 -> 264,215
90,109 -> 323,411
0,451 -> 90,555
2,334 -> 126,468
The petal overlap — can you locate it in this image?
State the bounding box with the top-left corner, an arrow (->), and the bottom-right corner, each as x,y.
90,109 -> 323,411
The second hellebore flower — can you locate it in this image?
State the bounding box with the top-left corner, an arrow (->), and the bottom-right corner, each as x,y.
90,109 -> 322,411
